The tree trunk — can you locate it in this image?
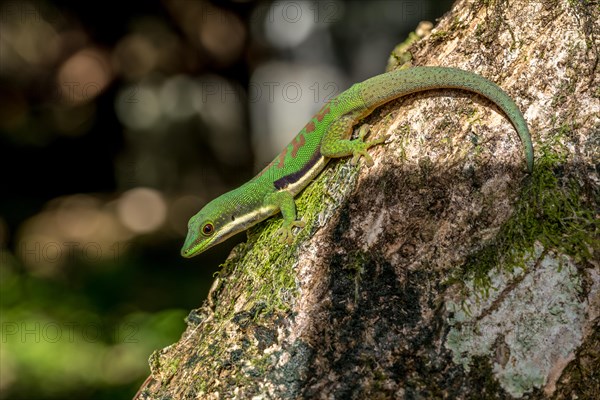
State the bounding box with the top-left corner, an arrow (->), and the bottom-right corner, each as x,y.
136,0 -> 599,398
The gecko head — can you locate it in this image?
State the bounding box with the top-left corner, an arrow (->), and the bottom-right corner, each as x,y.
180,193 -> 246,258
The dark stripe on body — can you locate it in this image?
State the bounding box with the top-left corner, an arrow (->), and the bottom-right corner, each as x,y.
274,150 -> 323,190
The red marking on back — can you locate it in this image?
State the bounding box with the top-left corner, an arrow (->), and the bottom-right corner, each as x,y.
277,148 -> 288,168
316,104 -> 331,122
305,121 -> 316,133
291,135 -> 306,158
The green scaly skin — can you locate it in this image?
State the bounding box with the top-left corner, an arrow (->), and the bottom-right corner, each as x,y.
181,67 -> 534,257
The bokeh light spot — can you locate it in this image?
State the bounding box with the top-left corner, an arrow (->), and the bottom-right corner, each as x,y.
264,0 -> 315,49
117,188 -> 167,233
199,8 -> 245,65
115,83 -> 162,130
56,48 -> 112,105
112,34 -> 158,80
159,75 -> 197,121
54,194 -> 103,240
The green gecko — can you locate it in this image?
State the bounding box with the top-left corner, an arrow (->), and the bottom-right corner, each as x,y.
181,66 -> 534,258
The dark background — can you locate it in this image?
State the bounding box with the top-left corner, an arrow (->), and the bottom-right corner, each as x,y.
0,1 -> 452,398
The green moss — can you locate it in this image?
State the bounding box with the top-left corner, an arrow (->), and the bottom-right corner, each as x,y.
201,158 -> 361,323
172,154 -> 365,396
148,351 -> 181,383
387,31 -> 420,70
551,79 -> 577,108
429,30 -> 449,42
166,358 -> 180,377
343,250 -> 369,303
393,123 -> 412,162
450,130 -> 599,294
429,16 -> 465,44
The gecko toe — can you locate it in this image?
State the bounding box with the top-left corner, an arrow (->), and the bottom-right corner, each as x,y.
277,220 -> 305,244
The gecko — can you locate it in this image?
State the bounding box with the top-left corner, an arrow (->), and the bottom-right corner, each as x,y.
181,66 -> 534,258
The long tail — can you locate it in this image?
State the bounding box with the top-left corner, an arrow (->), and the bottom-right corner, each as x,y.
359,67 -> 534,172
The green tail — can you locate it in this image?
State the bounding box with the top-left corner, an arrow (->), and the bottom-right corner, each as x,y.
360,67 -> 534,172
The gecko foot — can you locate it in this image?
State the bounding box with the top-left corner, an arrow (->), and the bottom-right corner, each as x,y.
277,220 -> 306,244
350,124 -> 390,167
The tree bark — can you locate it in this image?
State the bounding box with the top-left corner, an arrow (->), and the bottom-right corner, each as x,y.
136,0 -> 599,398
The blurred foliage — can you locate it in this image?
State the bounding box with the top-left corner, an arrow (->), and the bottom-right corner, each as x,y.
1,251 -> 188,399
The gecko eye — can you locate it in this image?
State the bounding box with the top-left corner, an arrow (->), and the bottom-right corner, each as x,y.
202,223 -> 214,236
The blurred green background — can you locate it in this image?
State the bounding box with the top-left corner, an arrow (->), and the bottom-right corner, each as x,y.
0,0 -> 452,398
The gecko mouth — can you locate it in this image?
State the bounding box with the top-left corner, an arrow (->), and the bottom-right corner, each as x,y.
180,228 -> 214,258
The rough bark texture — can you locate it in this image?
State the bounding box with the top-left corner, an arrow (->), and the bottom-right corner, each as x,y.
136,0 -> 599,398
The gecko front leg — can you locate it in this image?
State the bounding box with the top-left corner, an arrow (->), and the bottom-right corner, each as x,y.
265,190 -> 306,244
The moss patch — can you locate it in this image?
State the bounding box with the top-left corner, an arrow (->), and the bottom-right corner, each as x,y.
450,134 -> 599,295
172,159 -> 363,396
211,158 -> 361,318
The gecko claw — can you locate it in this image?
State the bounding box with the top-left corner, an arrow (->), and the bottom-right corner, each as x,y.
350,131 -> 389,167
367,134 -> 390,146
277,220 -> 306,244
351,150 -> 374,166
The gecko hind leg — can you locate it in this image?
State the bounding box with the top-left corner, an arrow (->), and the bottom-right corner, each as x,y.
350,124 -> 389,166
321,119 -> 389,167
